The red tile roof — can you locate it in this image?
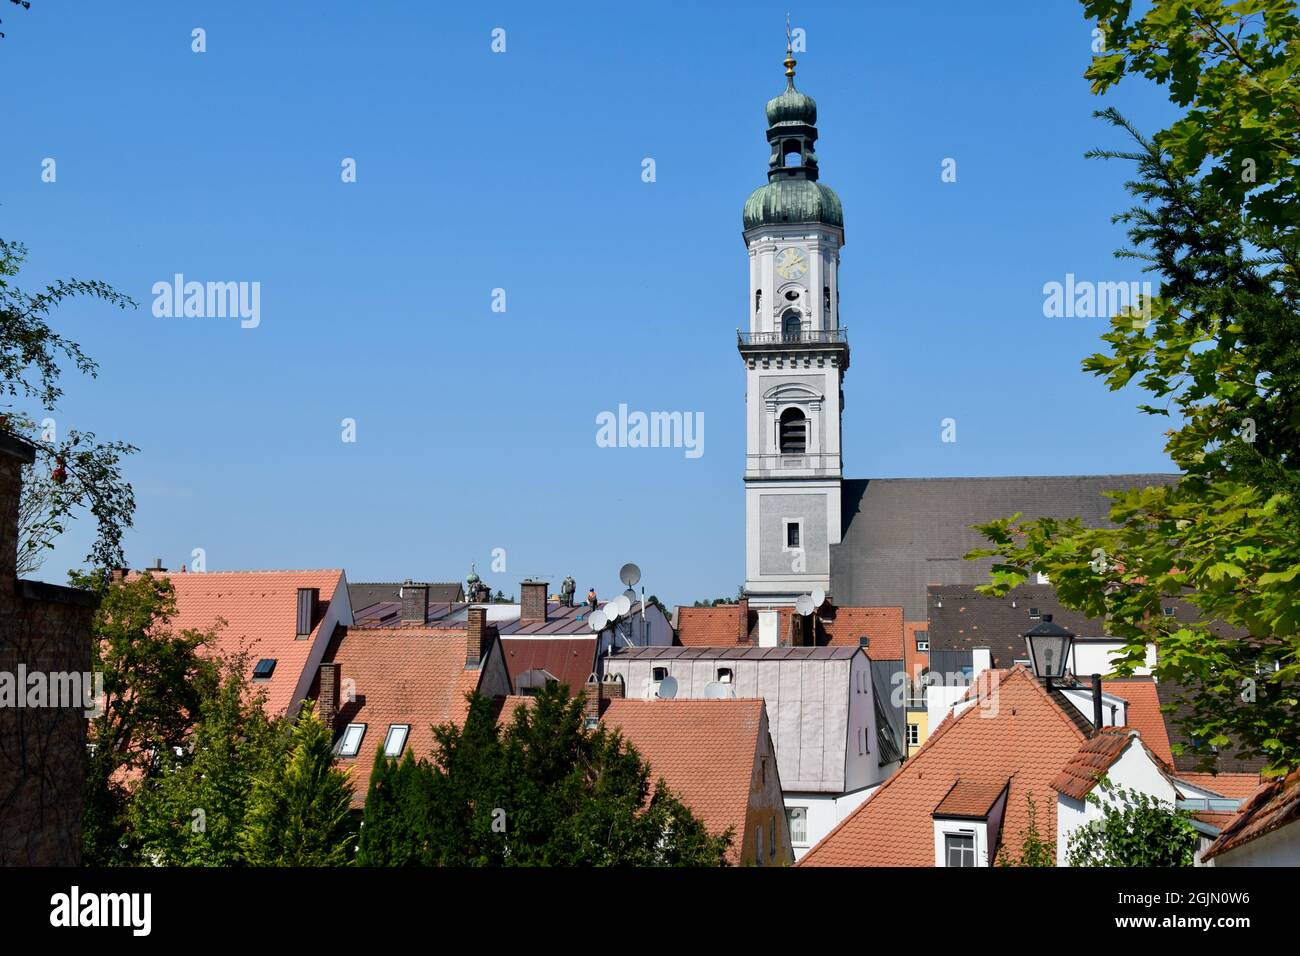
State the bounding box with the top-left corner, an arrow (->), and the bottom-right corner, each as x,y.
1086,677 -> 1175,766
602,698 -> 765,864
675,601 -> 905,658
799,667 -> 1087,866
1202,769 -> 1300,861
1175,772 -> 1264,800
1052,730 -> 1139,801
328,626 -> 484,806
143,569 -> 344,717
933,779 -> 1009,818
676,602 -> 748,646
499,637 -> 597,695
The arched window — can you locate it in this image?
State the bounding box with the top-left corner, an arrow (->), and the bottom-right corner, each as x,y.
781,309 -> 802,341
779,407 -> 807,454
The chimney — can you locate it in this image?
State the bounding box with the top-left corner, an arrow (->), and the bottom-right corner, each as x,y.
757,609 -> 778,647
582,674 -> 626,725
149,558 -> 167,573
465,605 -> 492,669
737,598 -> 750,644
109,568 -> 128,583
318,662 -> 341,729
400,580 -> 429,625
296,587 -> 320,637
520,580 -> 548,624
1091,673 -> 1103,735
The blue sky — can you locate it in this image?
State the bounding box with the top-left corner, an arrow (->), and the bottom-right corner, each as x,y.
1,1 -> 1179,608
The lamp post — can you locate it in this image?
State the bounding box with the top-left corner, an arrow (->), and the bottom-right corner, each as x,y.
1023,614 -> 1074,691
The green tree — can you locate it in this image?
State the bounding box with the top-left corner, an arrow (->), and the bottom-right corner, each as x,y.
1066,780 -> 1199,867
359,682 -> 732,866
996,792 -> 1057,867
238,700 -> 356,866
972,1 -> 1300,777
130,660 -> 287,865
1,237 -> 138,571
79,571 -> 221,865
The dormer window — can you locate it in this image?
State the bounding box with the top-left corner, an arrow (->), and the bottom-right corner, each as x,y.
944,833 -> 976,867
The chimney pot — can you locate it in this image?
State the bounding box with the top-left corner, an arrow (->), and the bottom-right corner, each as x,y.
520,580 -> 549,624
400,580 -> 429,624
319,662 -> 341,730
465,605 -> 492,669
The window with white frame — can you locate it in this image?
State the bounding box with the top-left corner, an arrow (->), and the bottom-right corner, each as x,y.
337,723 -> 366,758
945,832 -> 976,867
906,724 -> 919,747
915,630 -> 929,652
786,807 -> 808,846
383,724 -> 410,757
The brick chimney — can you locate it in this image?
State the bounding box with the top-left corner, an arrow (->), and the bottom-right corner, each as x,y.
466,606 -> 493,669
520,580 -> 548,624
582,674 -> 626,724
737,598 -> 750,644
109,568 -> 128,583
401,580 -> 429,624
318,661 -> 341,729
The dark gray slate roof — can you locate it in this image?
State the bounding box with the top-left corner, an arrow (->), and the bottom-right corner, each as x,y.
348,581 -> 464,613
830,474 -> 1178,620
927,584 -> 1106,669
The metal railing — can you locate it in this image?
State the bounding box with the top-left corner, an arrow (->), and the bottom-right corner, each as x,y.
737,328 -> 848,347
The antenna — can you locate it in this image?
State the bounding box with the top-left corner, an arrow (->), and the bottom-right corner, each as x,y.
795,594 -> 814,617
657,675 -> 679,699
604,601 -> 620,621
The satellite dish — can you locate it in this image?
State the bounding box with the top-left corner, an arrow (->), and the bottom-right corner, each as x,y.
795,594 -> 815,617
703,681 -> 733,699
604,602 -> 620,620
614,594 -> 632,616
589,609 -> 608,631
619,563 -> 642,587
623,587 -> 637,603
812,587 -> 826,608
657,675 -> 678,699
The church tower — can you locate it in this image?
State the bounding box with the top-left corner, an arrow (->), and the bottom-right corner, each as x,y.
739,40 -> 847,608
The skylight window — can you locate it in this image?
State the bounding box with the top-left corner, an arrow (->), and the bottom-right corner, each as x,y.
252,658 -> 276,680
383,724 -> 410,757
337,723 -> 366,758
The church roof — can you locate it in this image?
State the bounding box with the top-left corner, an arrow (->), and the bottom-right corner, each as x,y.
829,474 -> 1179,620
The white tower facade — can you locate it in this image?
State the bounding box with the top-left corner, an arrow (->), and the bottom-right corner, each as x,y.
739,47 -> 848,608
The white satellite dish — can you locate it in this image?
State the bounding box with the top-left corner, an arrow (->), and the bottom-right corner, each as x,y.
812,587 -> 826,608
614,594 -> 632,616
623,587 -> 637,603
588,609 -> 608,631
604,601 -> 620,620
703,681 -> 733,699
657,675 -> 678,699
795,594 -> 815,617
620,563 -> 642,587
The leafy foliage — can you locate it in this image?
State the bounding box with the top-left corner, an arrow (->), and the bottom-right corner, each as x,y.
973,2 -> 1300,776
0,237 -> 137,570
1066,779 -> 1199,867
238,700 -> 356,866
358,682 -> 733,866
996,791 -> 1057,866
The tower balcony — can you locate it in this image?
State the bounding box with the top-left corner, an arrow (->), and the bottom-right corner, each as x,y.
737,328 -> 848,347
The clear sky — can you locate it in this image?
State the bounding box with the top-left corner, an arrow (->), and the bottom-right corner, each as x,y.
1,1 -> 1179,608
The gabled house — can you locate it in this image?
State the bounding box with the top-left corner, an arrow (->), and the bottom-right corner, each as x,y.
799,666 -> 1201,867
595,690 -> 792,866
141,567 -> 353,718
603,644 -> 901,859
313,605 -> 511,804
1201,770 -> 1300,866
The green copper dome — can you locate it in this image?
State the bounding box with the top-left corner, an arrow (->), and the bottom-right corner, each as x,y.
743,178 -> 843,230
765,87 -> 817,127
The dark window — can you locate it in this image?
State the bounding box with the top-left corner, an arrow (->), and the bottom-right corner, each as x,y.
915,630 -> 929,651
784,289 -> 800,301
253,658 -> 276,680
779,407 -> 807,454
859,635 -> 870,648
652,666 -> 668,682
717,667 -> 733,684
824,285 -> 831,311
786,521 -> 801,548
1029,607 -> 1040,619
781,309 -> 802,340
945,832 -> 976,867
1163,606 -> 1175,616
755,289 -> 762,313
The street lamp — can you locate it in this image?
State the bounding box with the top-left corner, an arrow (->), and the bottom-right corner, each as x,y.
1023,614 -> 1074,690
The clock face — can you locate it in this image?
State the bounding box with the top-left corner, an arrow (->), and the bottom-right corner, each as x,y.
776,248 -> 808,280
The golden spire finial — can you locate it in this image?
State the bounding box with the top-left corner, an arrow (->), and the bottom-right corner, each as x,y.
784,13 -> 796,84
